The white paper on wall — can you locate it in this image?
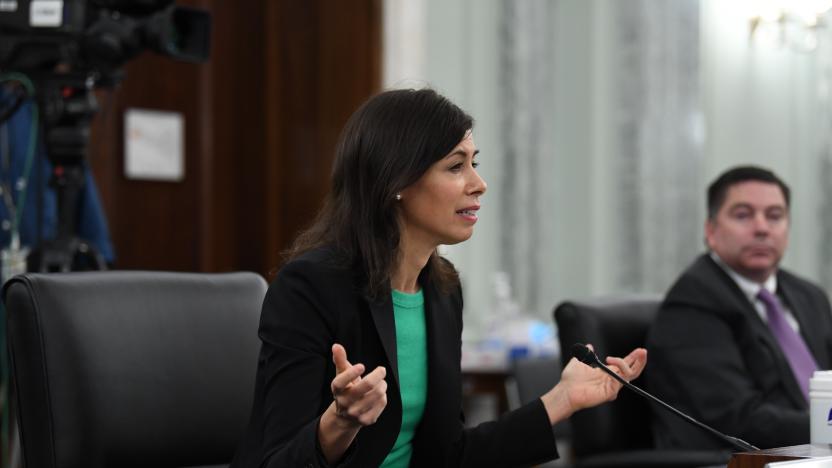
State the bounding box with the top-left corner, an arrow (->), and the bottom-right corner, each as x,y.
124,108 -> 184,182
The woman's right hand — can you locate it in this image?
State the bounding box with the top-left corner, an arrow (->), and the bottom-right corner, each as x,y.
318,344 -> 387,464
329,343 -> 388,427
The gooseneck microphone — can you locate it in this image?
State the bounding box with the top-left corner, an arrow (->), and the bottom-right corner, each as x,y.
571,343 -> 759,452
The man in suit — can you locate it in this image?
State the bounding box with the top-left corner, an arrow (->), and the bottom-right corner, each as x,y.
647,165 -> 832,449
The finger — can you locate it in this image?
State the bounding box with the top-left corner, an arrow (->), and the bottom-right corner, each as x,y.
612,348 -> 647,373
336,380 -> 387,426
357,398 -> 387,426
605,355 -> 628,369
332,343 -> 352,375
605,356 -> 631,377
340,369 -> 386,419
351,378 -> 388,415
626,347 -> 648,364
625,348 -> 648,375
606,354 -> 644,381
349,366 -> 386,395
331,363 -> 365,392
354,383 -> 388,425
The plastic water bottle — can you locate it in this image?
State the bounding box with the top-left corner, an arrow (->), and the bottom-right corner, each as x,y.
810,370 -> 832,443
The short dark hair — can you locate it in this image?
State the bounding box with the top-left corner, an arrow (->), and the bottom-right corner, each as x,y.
707,165 -> 790,219
287,88 -> 473,298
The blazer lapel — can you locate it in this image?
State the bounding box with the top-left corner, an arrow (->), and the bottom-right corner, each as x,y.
419,278 -> 459,434
706,258 -> 807,407
706,257 -> 781,352
422,281 -> 451,385
368,293 -> 400,387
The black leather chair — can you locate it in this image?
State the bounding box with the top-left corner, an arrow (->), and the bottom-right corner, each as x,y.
3,271 -> 267,468
507,356 -> 570,432
554,296 -> 731,468
507,356 -> 571,467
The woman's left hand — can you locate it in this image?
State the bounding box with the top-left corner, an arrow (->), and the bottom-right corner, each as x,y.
541,346 -> 647,425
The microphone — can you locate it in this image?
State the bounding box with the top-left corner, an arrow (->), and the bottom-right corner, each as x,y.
570,343 -> 759,452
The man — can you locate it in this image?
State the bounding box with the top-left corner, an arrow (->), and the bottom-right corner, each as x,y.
647,165 -> 832,450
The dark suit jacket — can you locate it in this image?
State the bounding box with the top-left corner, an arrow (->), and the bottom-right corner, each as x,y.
647,254 -> 832,449
231,247 -> 557,467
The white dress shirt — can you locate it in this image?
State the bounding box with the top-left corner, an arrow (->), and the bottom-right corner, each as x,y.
710,252 -> 800,333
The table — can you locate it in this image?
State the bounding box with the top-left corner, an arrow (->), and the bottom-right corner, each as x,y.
728,444 -> 832,468
461,366 -> 511,416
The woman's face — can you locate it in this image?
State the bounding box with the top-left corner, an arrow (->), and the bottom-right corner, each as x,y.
398,132 -> 487,251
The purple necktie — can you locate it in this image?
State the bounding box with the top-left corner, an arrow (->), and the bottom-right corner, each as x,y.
757,288 -> 818,402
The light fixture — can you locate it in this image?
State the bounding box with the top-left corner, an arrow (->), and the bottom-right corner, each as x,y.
749,0 -> 832,52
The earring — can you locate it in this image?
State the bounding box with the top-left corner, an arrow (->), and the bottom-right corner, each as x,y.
395,193 -> 402,201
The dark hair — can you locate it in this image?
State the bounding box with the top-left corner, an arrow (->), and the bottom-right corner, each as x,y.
287,88 -> 474,299
707,165 -> 790,219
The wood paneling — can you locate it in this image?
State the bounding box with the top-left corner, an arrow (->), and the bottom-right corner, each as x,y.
260,0 -> 382,275
88,56 -> 206,271
87,0 -> 381,277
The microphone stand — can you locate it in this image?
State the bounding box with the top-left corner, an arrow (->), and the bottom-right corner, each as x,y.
572,343 -> 759,453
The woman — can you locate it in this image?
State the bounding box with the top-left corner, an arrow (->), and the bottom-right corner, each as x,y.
232,88 -> 647,467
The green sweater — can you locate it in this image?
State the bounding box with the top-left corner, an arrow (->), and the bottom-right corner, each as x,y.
380,288 -> 428,468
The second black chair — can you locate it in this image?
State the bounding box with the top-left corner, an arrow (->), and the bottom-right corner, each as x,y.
554,296 -> 731,468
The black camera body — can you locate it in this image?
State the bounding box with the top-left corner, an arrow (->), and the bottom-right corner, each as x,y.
0,0 -> 210,272
0,0 -> 210,78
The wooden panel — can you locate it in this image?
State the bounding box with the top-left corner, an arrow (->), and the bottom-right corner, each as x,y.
88,56 -> 206,271
201,0 -> 268,273
260,0 -> 382,276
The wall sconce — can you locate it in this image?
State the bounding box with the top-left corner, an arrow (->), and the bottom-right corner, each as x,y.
749,1 -> 832,52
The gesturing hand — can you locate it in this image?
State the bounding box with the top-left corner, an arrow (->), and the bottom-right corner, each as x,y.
560,345 -> 647,411
541,345 -> 647,425
329,343 -> 388,428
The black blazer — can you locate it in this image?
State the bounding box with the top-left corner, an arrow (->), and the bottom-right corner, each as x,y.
232,247 -> 557,467
647,254 -> 832,449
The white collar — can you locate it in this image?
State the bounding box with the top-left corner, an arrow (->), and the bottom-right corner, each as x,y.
710,252 -> 777,302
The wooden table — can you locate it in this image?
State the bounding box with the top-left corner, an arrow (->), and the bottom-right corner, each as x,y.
461,366 -> 510,416
728,444 -> 832,468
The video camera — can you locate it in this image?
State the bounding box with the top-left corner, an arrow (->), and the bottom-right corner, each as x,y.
0,0 -> 210,82
0,0 -> 211,272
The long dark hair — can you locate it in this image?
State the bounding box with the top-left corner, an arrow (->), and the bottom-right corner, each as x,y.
287,88 -> 474,299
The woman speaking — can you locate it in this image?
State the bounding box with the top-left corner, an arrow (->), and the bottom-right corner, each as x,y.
231,88 -> 647,467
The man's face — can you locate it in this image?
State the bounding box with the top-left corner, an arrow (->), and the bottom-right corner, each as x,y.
705,180 -> 789,283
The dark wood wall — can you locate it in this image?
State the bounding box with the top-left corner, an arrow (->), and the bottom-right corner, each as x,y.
87,0 -> 381,279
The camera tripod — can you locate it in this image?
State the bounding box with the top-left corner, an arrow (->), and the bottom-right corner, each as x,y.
25,73 -> 107,272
